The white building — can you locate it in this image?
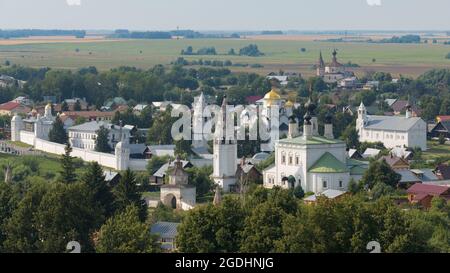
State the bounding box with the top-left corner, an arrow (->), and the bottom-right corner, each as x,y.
68,121 -> 132,151
212,96 -> 238,192
263,101 -> 367,194
356,102 -> 427,151
11,103 -> 55,142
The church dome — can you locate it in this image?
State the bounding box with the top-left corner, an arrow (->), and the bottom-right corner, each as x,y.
285,100 -> 294,108
45,103 -> 52,111
264,89 -> 281,100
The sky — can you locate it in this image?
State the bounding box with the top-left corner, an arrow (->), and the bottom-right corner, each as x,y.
0,0 -> 449,31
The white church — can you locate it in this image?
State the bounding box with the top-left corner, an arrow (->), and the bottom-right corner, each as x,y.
356,102 -> 427,151
263,99 -> 368,194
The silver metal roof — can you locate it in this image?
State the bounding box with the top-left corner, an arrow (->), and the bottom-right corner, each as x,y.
365,115 -> 422,132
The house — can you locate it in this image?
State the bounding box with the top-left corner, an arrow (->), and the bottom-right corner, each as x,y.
133,104 -> 148,115
147,145 -> 175,158
250,152 -> 270,164
13,96 -> 33,106
348,149 -> 363,159
390,147 -> 414,160
235,158 -> 263,186
356,102 -> 427,151
379,155 -> 410,170
434,164 -> 450,180
61,98 -> 88,111
407,183 -> 450,208
0,101 -> 31,116
60,111 -> 116,123
429,120 -> 450,140
150,221 -> 180,251
103,170 -> 121,186
304,189 -> 347,204
396,169 -> 440,188
0,75 -> 26,88
364,81 -> 380,90
362,148 -> 381,159
246,95 -> 264,105
390,100 -> 421,117
68,121 -> 134,151
151,159 -> 193,185
266,75 -> 288,86
338,77 -> 359,89
152,101 -> 172,112
101,97 -> 127,111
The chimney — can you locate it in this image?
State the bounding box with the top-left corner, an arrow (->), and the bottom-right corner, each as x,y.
288,117 -> 299,139
323,113 -> 334,139
303,112 -> 312,140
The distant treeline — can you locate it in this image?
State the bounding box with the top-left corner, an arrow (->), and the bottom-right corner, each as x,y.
370,35 -> 421,44
172,57 -> 264,68
0,29 -> 86,39
261,31 -> 283,35
181,44 -> 264,57
108,29 -> 240,39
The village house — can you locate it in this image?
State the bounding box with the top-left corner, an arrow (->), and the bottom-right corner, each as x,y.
407,183 -> 450,208
150,221 -> 180,252
379,155 -> 410,170
0,101 -> 31,116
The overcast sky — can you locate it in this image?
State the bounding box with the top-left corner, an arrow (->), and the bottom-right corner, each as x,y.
0,0 -> 449,31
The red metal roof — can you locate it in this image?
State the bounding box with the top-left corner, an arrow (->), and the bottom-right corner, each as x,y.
0,101 -> 21,111
407,183 -> 450,196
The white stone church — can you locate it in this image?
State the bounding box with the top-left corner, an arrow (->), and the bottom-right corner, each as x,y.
263,100 -> 368,194
356,102 -> 427,151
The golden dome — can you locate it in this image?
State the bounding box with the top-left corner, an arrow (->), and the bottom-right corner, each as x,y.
285,100 -> 294,107
264,88 -> 281,100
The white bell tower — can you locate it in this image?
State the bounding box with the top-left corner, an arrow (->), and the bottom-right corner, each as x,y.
212,96 -> 237,192
192,92 -> 207,148
356,102 -> 367,134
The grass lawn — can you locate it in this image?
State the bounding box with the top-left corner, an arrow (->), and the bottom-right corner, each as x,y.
422,141 -> 450,162
0,38 -> 449,77
0,153 -> 85,177
5,141 -> 33,148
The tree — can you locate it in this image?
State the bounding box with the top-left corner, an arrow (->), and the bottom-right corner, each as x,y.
59,142 -> 76,184
33,182 -> 103,253
361,160 -> 401,189
341,126 -> 360,149
61,101 -> 69,111
48,116 -> 68,144
174,139 -> 192,159
80,162 -> 115,217
95,205 -> 160,253
292,185 -> 305,199
146,155 -> 170,176
95,126 -> 112,153
73,100 -> 82,111
176,197 -> 245,253
112,169 -> 147,221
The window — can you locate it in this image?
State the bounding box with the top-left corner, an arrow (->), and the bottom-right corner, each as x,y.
281,153 -> 286,164
295,156 -> 299,165
288,155 -> 293,165
339,181 -> 343,188
323,180 -> 328,188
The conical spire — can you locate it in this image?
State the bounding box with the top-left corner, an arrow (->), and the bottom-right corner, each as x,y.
318,51 -> 325,68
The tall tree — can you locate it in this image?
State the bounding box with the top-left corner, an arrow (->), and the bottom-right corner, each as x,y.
60,142 -> 77,184
95,126 -> 112,153
48,116 -> 68,144
80,162 -> 115,217
112,169 -> 146,221
361,160 -> 401,189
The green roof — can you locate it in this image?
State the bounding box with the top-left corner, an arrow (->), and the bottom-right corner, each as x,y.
278,136 -> 344,146
308,152 -> 348,173
349,165 -> 367,175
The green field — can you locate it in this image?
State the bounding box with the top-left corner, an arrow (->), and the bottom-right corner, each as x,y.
422,141 -> 450,162
1,38 -> 449,77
